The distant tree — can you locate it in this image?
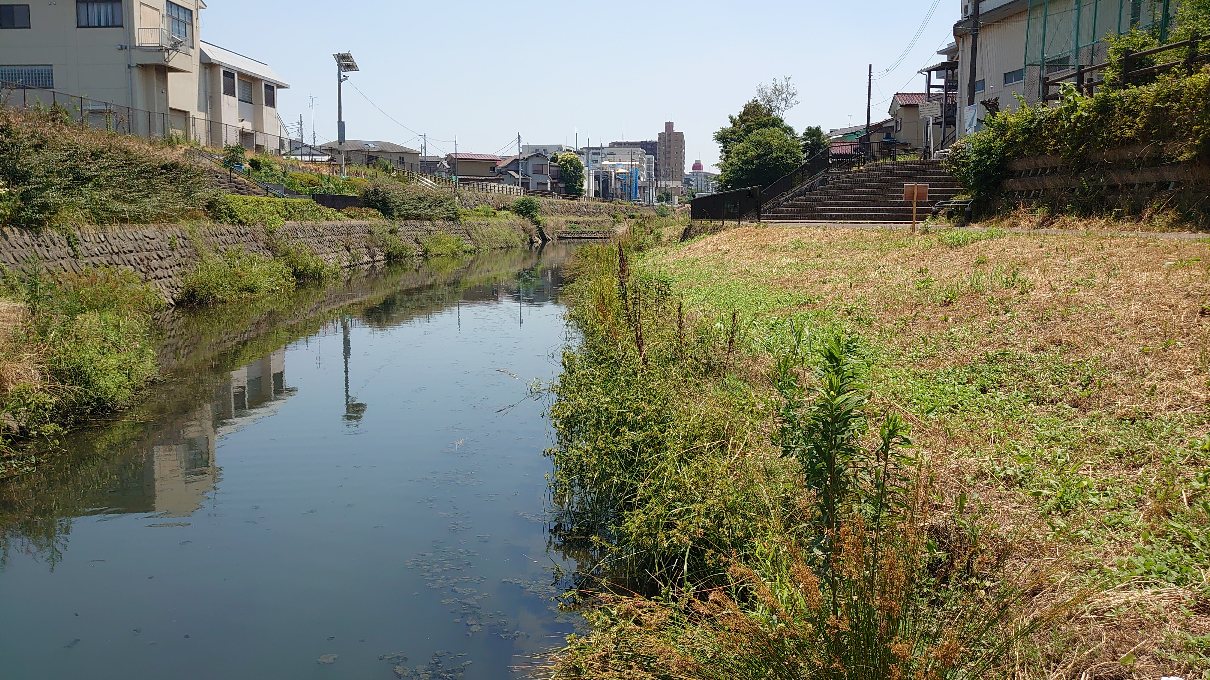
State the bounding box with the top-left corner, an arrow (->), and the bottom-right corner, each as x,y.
714,99 -> 797,161
800,125 -> 828,159
756,76 -> 800,116
554,152 -> 585,198
719,127 -> 804,191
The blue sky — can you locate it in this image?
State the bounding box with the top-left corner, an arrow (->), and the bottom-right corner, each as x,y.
203,1 -> 956,171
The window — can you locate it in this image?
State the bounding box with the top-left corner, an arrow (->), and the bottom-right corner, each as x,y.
532,164 -> 548,175
166,2 -> 192,41
0,65 -> 53,88
237,79 -> 253,104
1004,68 -> 1025,85
264,83 -> 276,108
76,0 -> 122,27
974,79 -> 985,93
0,4 -> 31,29
222,70 -> 235,97
1045,56 -> 1071,74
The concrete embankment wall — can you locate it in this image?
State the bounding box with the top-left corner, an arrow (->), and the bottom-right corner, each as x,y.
0,219 -> 533,302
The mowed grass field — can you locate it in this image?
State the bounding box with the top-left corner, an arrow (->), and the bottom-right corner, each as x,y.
637,225 -> 1210,675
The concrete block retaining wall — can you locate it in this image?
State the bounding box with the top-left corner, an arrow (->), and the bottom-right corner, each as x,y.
0,219 -> 530,303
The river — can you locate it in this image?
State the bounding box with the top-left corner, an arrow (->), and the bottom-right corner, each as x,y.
0,246 -> 580,680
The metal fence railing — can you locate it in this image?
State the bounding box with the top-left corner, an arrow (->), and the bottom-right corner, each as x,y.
690,186 -> 761,222
0,81 -> 294,155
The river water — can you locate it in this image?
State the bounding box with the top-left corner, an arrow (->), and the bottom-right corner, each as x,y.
0,247 -> 579,680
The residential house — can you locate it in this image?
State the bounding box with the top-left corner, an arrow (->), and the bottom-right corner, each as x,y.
201,41 -> 290,153
888,92 -> 957,152
497,152 -> 553,192
320,140 -> 420,172
446,153 -> 502,181
420,155 -> 450,176
954,0 -> 1174,136
0,1 -> 290,150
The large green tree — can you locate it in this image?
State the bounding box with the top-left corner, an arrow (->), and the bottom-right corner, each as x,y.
713,99 -> 797,161
800,125 -> 828,159
719,127 -> 804,191
554,152 -> 585,198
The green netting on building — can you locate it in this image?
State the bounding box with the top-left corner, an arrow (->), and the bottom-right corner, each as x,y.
1022,0 -> 1174,99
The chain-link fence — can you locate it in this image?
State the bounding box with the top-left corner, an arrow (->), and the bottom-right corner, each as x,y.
0,81 -> 296,155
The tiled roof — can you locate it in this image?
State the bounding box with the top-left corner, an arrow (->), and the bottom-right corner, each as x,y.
448,153 -> 503,162
893,93 -> 930,106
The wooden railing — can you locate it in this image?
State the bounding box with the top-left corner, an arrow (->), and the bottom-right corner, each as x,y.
1044,34 -> 1207,100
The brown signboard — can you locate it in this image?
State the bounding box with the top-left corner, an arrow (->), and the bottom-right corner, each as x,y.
903,183 -> 930,202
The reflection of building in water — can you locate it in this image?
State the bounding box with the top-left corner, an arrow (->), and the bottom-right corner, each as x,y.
141,350 -> 292,517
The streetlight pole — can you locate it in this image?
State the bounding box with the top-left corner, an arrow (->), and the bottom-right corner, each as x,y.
333,52 -> 359,177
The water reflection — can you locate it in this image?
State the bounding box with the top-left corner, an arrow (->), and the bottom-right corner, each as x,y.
0,246 -> 577,680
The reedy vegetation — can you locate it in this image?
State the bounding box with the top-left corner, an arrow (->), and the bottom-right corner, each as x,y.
0,266 -> 161,469
547,221 -> 1046,678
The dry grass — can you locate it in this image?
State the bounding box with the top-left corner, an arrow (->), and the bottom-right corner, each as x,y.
982,205 -> 1204,234
640,224 -> 1210,677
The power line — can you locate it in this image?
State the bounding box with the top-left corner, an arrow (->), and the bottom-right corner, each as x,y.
873,36 -> 955,108
876,0 -> 945,79
346,81 -> 451,143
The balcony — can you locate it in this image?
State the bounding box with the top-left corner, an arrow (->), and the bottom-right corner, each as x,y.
134,27 -> 194,72
136,27 -> 193,54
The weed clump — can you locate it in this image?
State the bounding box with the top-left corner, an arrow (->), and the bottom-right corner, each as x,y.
418,233 -> 470,258
362,183 -> 458,221
267,237 -> 337,282
207,195 -> 343,228
0,109 -> 214,230
177,249 -> 295,306
1,266 -> 161,455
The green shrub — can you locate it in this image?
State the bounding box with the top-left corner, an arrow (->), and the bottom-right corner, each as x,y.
511,196 -> 542,224
0,108 -> 215,230
207,195 -> 344,228
461,204 -> 499,219
48,310 -> 156,413
468,222 -> 525,250
178,249 -> 295,306
362,182 -> 458,221
369,225 -> 415,262
947,66 -> 1210,210
222,144 -> 247,169
267,237 -> 338,282
1,265 -> 162,437
418,233 -> 470,258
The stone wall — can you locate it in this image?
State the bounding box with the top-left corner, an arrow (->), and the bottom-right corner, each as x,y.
0,219 -> 533,303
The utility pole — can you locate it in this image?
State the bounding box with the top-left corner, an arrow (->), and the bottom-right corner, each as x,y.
966,0 -> 981,120
298,113 -> 304,153
865,63 -> 873,138
421,133 -> 427,163
517,132 -> 523,191
453,136 -> 459,203
333,52 -> 359,177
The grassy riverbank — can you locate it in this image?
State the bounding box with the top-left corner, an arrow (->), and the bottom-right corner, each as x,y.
547,222 -> 1209,678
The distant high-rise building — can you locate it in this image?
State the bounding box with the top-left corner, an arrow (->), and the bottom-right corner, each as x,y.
609,140 -> 659,177
657,122 -> 686,184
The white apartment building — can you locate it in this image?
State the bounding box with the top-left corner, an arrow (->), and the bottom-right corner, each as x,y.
0,1 -> 289,151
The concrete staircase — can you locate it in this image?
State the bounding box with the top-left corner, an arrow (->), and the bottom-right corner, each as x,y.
205,167 -> 270,197
763,160 -> 962,223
